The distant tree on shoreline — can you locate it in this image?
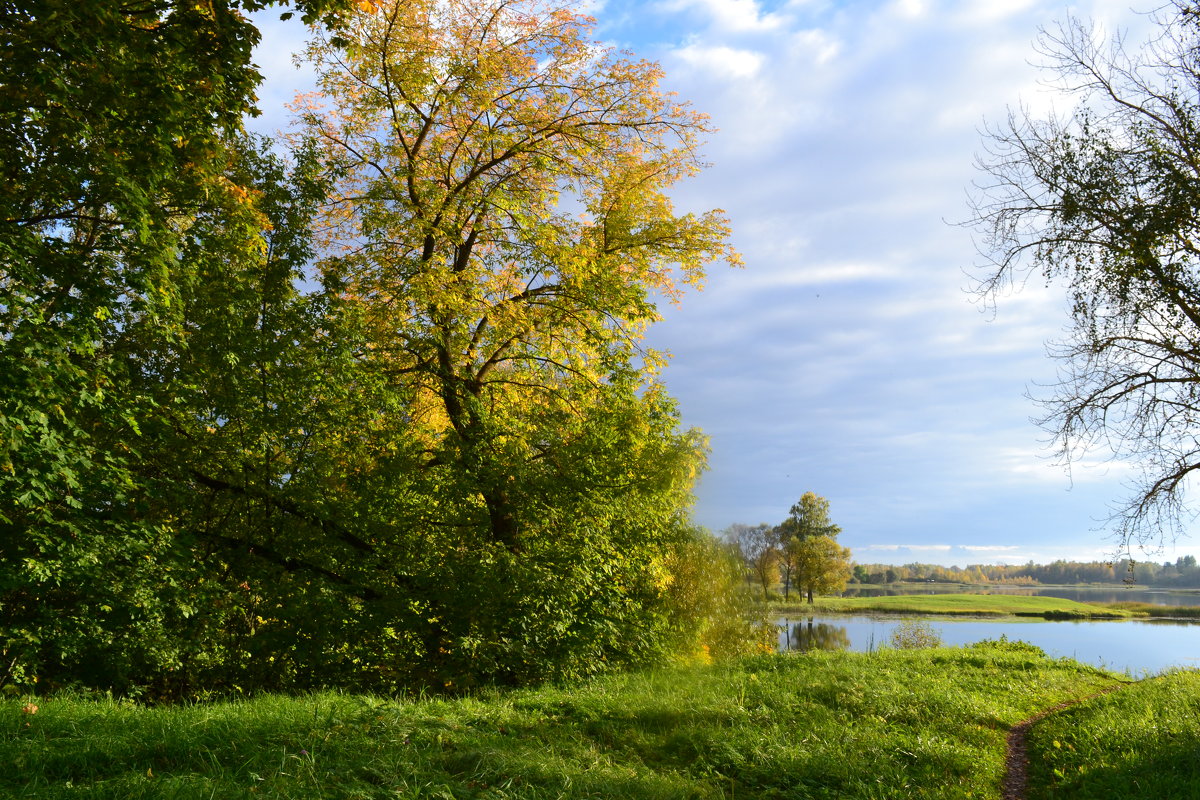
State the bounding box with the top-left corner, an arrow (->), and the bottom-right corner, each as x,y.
775,492 -> 842,599
791,535 -> 852,604
725,491 -> 853,602
725,523 -> 780,599
849,557 -> 1200,587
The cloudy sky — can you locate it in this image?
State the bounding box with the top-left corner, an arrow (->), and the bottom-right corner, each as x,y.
249,0 -> 1200,567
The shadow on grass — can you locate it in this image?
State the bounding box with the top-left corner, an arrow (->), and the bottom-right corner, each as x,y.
1026,671 -> 1200,800
1029,728 -> 1200,800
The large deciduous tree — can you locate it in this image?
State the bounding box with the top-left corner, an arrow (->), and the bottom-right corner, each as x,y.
293,0 -> 739,687
971,2 -> 1200,555
776,491 -> 842,598
1,0 -> 744,696
790,536 -> 851,605
0,0 -> 351,693
726,522 -> 780,599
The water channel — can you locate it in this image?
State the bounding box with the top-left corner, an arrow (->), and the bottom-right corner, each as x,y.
777,614 -> 1200,675
777,586 -> 1200,675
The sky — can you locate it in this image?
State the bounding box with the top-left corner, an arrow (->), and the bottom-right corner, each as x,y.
247,0 -> 1200,568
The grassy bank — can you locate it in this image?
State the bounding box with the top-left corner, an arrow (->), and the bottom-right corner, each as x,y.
2,645 -> 1124,799
1026,669 -> 1200,799
1096,601 -> 1200,619
775,593 -> 1132,619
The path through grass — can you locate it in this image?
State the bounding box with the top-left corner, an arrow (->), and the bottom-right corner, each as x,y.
1025,669 -> 1200,799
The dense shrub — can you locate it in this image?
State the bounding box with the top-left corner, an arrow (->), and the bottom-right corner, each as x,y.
889,620 -> 943,650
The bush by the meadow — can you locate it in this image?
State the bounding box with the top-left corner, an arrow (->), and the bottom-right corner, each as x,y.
889,619 -> 943,649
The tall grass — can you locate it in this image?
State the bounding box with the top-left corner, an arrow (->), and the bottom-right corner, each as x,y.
2,645 -> 1123,799
1026,669 -> 1200,799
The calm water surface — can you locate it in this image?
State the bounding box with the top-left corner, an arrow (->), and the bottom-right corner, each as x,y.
776,614 -> 1200,675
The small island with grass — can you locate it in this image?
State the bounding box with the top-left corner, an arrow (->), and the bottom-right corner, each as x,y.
792,592 -> 1132,619
772,588 -> 1200,622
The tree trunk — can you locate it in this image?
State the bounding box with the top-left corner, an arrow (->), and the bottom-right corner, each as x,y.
484,487 -> 520,552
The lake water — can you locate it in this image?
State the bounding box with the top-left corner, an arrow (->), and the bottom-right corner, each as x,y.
776,614 -> 1200,676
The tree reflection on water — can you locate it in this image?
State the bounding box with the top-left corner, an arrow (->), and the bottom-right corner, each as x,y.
780,618 -> 851,653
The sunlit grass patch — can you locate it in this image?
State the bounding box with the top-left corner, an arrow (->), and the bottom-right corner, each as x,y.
1098,601 -> 1200,619
0,648 -> 1125,799
791,593 -> 1132,618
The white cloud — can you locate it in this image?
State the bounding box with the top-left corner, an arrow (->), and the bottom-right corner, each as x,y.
246,10 -> 318,137
850,543 -> 1134,567
958,545 -> 1022,552
889,0 -> 928,20
730,260 -> 901,289
788,29 -> 841,66
861,544 -> 953,552
950,0 -> 1038,26
993,445 -> 1135,485
659,0 -> 786,32
674,43 -> 766,79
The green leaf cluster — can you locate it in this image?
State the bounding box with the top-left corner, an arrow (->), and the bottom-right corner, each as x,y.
1,0 -> 749,698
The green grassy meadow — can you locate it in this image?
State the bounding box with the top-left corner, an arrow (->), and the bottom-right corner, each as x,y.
1,644 -> 1147,800
780,593 -> 1132,619
1094,601 -> 1200,619
1026,669 -> 1200,799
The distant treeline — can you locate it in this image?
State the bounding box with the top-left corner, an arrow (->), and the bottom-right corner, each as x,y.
851,556 -> 1200,587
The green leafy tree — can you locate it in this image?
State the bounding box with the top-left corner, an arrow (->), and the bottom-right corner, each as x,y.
130,135 -> 406,695
661,529 -> 774,661
0,0 -> 743,696
970,2 -> 1200,554
289,0 -> 738,688
791,535 -> 852,605
776,492 -> 841,598
0,0 -> 352,695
